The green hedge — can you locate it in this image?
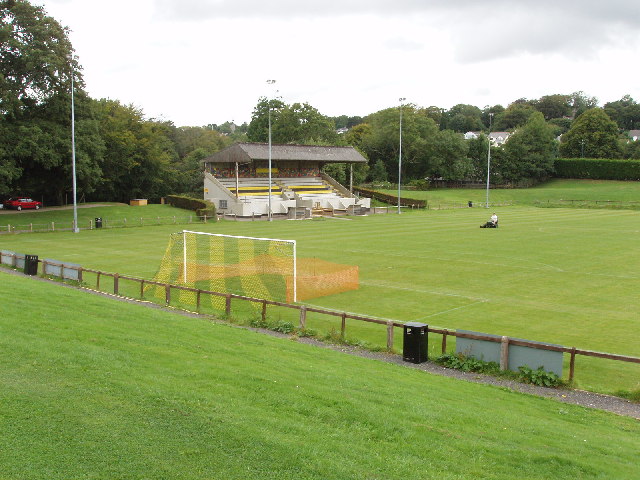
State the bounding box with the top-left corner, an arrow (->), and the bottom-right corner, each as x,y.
166,195 -> 216,217
353,187 -> 426,208
555,158 -> 640,180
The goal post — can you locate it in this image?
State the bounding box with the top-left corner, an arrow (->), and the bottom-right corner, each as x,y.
151,230 -> 358,310
180,230 -> 297,302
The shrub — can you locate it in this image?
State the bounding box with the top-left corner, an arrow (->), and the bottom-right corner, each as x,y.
517,365 -> 563,387
554,158 -> 640,180
166,195 -> 216,217
435,354 -> 563,387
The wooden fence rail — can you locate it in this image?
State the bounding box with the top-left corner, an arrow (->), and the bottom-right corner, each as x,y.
0,215 -> 212,235
1,252 -> 638,384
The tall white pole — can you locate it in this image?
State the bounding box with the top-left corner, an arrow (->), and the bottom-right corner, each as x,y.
71,73 -> 79,233
485,113 -> 494,209
397,97 -> 406,214
266,79 -> 276,222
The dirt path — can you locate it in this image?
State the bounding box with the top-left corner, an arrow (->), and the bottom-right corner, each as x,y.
2,267 -> 639,420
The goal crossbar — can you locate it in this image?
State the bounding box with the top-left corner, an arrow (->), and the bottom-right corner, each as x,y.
181,230 -> 297,302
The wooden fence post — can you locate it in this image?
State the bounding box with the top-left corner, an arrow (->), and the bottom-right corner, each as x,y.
500,336 -> 509,371
341,313 -> 347,339
386,321 -> 394,351
441,329 -> 448,354
569,347 -> 577,382
299,305 -> 307,330
140,279 -> 145,299
165,284 -> 171,304
196,289 -> 201,310
262,300 -> 267,322
113,273 -> 119,295
225,294 -> 231,316
96,271 -> 101,290
77,266 -> 83,283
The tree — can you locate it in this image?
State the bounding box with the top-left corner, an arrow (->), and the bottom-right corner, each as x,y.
503,112 -> 557,181
532,94 -> 571,121
0,0 -> 80,118
568,91 -> 598,119
493,103 -> 537,131
91,99 -> 178,202
441,104 -> 483,132
273,102 -> 338,144
247,98 -> 337,145
361,105 -> 438,181
559,108 -> 622,158
482,105 -> 505,129
430,130 -> 470,180
246,97 -> 285,143
603,95 -> 640,131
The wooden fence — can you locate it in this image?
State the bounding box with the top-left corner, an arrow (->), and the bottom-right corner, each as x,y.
0,215 -> 214,234
2,252 -> 639,384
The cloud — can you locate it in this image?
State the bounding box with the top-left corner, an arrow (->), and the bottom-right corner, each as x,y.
153,0 -> 640,63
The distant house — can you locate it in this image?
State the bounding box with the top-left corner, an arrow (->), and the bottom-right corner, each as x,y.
489,132 -> 510,146
463,131 -> 511,146
628,130 -> 640,141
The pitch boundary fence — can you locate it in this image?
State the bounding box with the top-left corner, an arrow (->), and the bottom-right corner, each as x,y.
1,252 -> 638,385
0,214 -> 215,234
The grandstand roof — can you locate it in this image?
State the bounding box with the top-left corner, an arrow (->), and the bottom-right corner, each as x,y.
202,143 -> 368,164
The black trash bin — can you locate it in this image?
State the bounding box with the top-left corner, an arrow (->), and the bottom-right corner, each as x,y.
95,217 -> 102,229
24,254 -> 38,276
403,322 -> 428,364
468,201 -> 473,207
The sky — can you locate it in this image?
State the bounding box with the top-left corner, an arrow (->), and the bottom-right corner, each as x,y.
38,0 -> 640,127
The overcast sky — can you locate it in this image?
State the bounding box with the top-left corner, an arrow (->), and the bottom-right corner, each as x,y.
38,0 -> 640,127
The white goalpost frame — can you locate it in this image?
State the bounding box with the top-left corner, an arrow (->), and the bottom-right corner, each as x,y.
181,230 -> 297,302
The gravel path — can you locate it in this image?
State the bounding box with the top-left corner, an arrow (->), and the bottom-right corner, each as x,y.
3,268 -> 639,420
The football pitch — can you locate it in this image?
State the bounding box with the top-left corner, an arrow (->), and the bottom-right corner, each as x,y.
1,205 -> 638,394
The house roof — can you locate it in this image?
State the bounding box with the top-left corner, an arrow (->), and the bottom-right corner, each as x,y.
202,142 -> 368,164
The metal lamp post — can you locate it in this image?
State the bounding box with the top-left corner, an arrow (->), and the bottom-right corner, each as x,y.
485,112 -> 494,209
397,97 -> 406,214
71,70 -> 79,233
266,79 -> 276,221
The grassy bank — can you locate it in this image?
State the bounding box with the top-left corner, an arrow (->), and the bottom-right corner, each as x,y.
1,272 -> 638,480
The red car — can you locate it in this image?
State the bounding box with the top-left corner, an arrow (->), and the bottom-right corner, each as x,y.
3,197 -> 43,211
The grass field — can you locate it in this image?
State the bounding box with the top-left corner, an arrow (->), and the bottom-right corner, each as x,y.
379,179 -> 640,207
1,272 -> 638,480
1,181 -> 639,395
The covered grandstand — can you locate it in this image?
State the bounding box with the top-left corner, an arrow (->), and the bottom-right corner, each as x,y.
202,143 -> 370,218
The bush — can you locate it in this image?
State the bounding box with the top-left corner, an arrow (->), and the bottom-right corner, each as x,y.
435,354 -> 563,387
435,353 -> 501,375
517,365 -> 563,387
554,158 -> 640,180
166,195 -> 216,217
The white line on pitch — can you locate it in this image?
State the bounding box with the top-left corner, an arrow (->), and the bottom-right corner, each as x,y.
412,300 -> 488,321
360,280 -> 488,301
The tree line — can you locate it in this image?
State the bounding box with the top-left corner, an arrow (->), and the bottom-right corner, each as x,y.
2,0 -> 639,205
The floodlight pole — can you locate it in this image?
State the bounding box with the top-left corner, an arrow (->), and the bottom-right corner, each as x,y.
71,71 -> 79,233
397,97 -> 406,214
266,79 -> 276,222
485,113 -> 494,209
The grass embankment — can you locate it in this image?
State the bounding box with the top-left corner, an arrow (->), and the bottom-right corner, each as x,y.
1,195 -> 638,395
1,272 -> 638,480
0,203 -> 197,231
378,179 -> 640,207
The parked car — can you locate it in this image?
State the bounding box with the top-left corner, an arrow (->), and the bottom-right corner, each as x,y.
3,197 -> 43,211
